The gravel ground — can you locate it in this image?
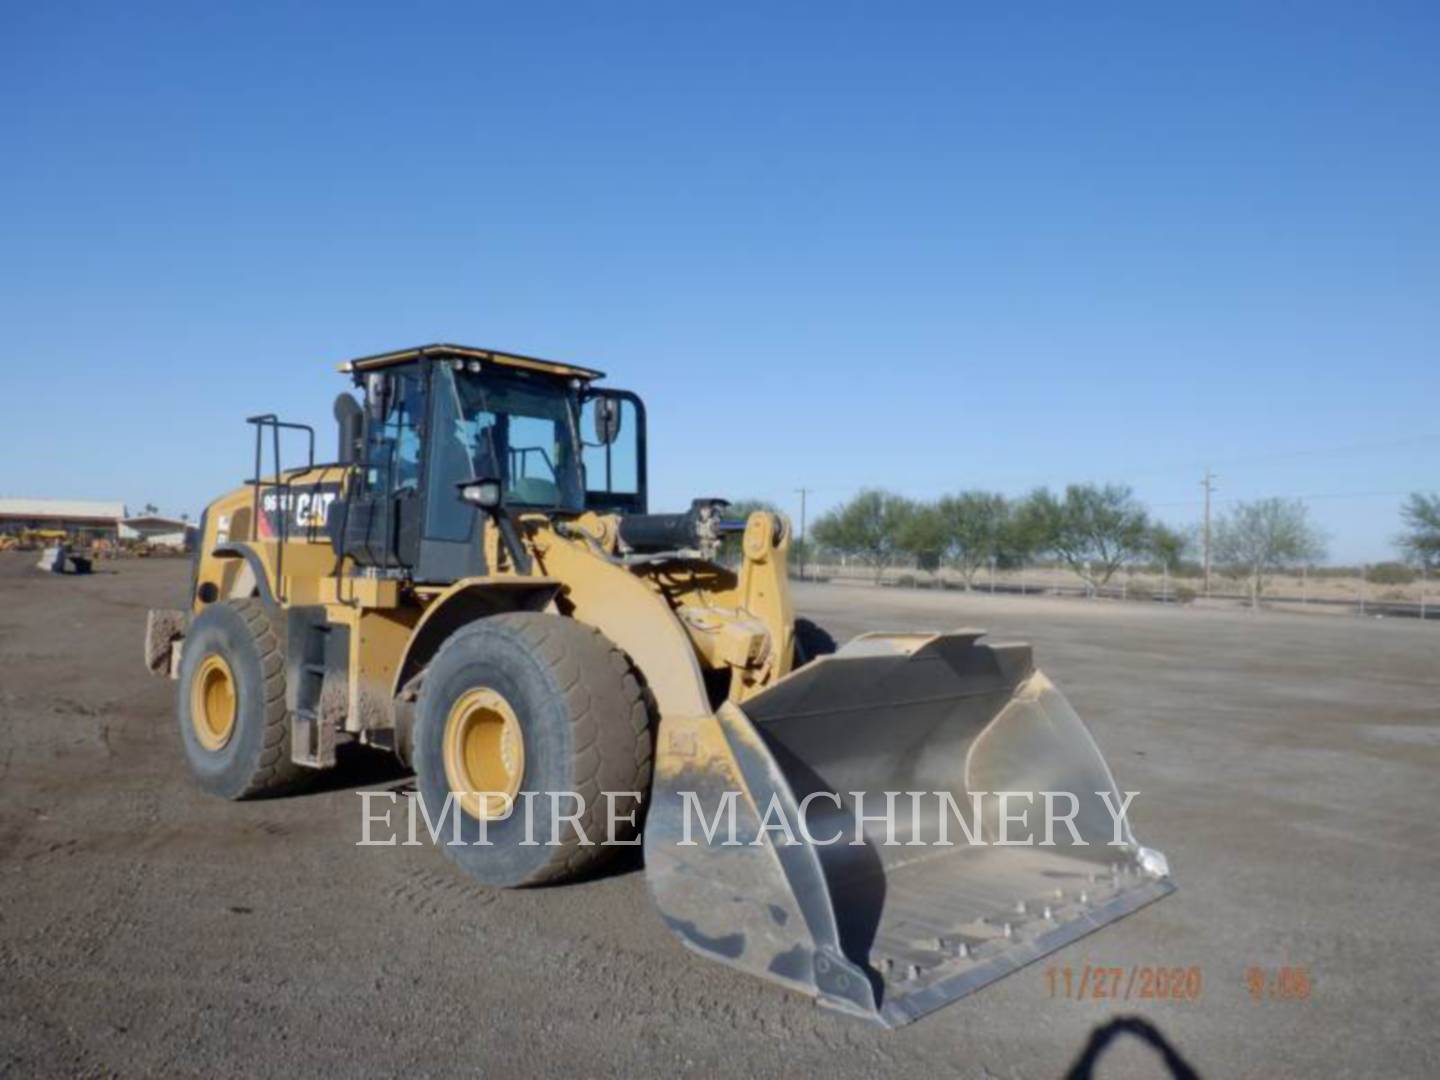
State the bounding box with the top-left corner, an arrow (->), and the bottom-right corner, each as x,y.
1,554 -> 1436,1077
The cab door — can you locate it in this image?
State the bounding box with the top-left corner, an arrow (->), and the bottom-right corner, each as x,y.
339,364 -> 426,570
415,362 -> 488,582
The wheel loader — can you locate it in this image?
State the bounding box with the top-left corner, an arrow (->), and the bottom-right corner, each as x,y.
146,343 -> 1172,1027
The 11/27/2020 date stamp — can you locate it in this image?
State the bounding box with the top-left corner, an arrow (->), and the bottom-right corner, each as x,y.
1043,964 -> 1313,1003
1046,964 -> 1204,1002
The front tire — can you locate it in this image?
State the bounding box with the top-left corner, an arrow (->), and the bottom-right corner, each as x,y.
413,613 -> 654,887
793,617 -> 837,665
177,599 -> 308,799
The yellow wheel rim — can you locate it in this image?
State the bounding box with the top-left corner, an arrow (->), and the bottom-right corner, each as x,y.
443,687 -> 526,820
191,653 -> 237,752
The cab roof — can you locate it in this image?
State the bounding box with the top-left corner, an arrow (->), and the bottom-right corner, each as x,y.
338,343 -> 605,381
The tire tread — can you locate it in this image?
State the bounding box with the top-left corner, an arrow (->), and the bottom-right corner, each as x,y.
227,598 -> 310,799
424,612 -> 655,885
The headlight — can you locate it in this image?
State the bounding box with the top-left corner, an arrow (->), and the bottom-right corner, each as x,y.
459,479 -> 502,509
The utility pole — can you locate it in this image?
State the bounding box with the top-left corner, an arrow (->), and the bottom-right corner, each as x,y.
1201,469 -> 1217,597
794,488 -> 809,582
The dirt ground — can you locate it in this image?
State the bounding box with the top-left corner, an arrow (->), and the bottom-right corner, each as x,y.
1,553 -> 1436,1077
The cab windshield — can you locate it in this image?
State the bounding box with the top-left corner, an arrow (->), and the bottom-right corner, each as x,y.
432,362 -> 584,511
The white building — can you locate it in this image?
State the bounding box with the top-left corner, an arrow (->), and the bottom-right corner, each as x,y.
118,516 -> 198,551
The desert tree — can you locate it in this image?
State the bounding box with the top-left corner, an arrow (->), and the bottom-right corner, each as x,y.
1214,497 -> 1326,609
1397,493 -> 1440,572
723,498 -> 779,517
811,489 -> 913,583
1148,522 -> 1192,572
935,491 -> 1011,589
895,501 -> 947,577
1019,484 -> 1152,591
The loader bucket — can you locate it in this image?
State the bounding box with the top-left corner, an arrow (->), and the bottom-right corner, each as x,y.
643,630 -> 1173,1027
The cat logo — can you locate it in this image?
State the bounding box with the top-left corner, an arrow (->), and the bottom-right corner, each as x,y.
257,485 -> 340,539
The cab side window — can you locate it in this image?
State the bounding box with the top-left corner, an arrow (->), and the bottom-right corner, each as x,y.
425,364 -> 476,542
366,370 -> 425,495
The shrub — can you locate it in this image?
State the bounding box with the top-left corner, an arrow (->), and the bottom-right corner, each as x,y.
1366,562 -> 1416,586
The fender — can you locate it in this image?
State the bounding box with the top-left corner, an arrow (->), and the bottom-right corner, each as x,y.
530,537 -> 711,721
211,542 -> 277,607
391,578 -> 562,698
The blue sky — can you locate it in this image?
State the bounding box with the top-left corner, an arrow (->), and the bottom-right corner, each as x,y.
2,1 -> 1436,563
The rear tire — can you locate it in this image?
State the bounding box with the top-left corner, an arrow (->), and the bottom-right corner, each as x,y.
413,612 -> 654,887
177,599 -> 308,799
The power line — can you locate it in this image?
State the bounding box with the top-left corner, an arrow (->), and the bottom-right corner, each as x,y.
1151,488 -> 1414,509
1051,433 -> 1440,487
1178,432 -> 1440,470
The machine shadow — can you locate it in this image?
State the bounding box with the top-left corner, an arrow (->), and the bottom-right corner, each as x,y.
301,743 -> 412,795
1064,1015 -> 1202,1079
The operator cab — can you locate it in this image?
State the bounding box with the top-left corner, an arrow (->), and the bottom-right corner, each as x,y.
333,344 -> 645,581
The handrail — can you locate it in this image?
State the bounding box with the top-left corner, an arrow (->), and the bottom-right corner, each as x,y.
245,415 -> 317,603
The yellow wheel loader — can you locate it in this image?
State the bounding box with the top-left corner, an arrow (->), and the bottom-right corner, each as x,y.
146,343 -> 1172,1026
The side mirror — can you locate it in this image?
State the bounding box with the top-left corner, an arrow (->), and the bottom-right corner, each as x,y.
366,372 -> 393,424
593,397 -> 622,445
